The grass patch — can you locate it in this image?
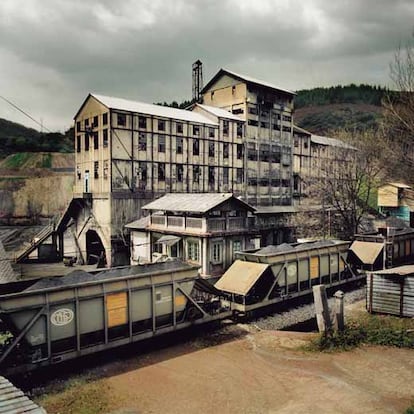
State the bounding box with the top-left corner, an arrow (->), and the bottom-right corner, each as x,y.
38,153 -> 52,168
405,401 -> 414,414
35,375 -> 112,414
3,152 -> 32,168
309,313 -> 414,352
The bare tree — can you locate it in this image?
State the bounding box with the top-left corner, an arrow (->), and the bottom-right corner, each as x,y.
304,129 -> 391,239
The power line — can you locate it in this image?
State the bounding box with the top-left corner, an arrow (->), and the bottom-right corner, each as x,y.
0,95 -> 52,132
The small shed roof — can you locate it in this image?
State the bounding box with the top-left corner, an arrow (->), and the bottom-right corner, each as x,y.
75,94 -> 217,125
125,216 -> 150,230
194,104 -> 244,121
381,182 -> 411,189
350,241 -> 383,265
215,260 -> 270,296
142,193 -> 255,214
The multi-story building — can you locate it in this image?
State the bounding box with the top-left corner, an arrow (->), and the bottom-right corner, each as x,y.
201,69 -> 296,207
126,193 -> 258,278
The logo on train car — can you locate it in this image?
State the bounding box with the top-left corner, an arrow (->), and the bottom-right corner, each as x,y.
51,308 -> 74,326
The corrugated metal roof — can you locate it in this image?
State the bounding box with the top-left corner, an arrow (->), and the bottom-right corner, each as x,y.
350,241 -> 383,265
194,104 -> 244,121
311,135 -> 354,149
0,376 -> 46,413
156,235 -> 181,246
125,216 -> 150,230
142,193 -> 254,214
293,125 -> 311,135
372,265 -> 414,276
215,260 -> 269,295
91,94 -> 217,125
255,206 -> 298,214
385,182 -> 411,189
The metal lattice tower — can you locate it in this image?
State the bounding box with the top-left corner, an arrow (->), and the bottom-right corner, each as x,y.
192,60 -> 203,102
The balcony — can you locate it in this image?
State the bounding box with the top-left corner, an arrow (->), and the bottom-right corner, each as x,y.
149,214 -> 255,233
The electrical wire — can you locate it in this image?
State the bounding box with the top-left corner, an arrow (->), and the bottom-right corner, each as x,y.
0,95 -> 52,132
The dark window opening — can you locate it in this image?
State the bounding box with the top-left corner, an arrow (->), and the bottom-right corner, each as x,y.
237,123 -> 243,137
84,134 -> 89,151
233,108 -> 244,115
223,167 -> 229,185
248,119 -> 258,127
117,113 -> 126,126
193,165 -> 200,183
93,116 -> 98,128
193,125 -> 200,136
209,127 -> 215,138
177,122 -> 183,134
93,132 -> 99,150
158,120 -> 165,131
176,137 -> 183,154
177,164 -> 183,182
138,133 -> 146,151
139,117 -> 147,129
237,169 -> 243,184
94,161 -> 99,179
158,163 -> 165,181
103,129 -> 108,147
223,120 -> 229,136
208,166 -> 215,185
247,149 -> 257,161
103,113 -> 108,125
158,136 -> 165,153
193,139 -> 199,156
76,135 -> 81,152
237,144 -> 243,159
209,142 -> 215,158
76,121 -> 81,133
223,143 -> 229,159
248,107 -> 257,115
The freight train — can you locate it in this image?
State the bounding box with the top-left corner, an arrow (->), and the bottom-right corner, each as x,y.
0,235 -> 406,376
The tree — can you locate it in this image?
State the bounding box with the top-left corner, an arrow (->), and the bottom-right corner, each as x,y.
382,36 -> 414,179
303,129 -> 391,239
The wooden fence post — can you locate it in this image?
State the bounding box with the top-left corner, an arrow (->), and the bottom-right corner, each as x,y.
333,290 -> 344,331
313,285 -> 332,333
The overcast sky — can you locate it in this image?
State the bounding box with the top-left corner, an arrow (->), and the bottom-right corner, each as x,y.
0,0 -> 413,132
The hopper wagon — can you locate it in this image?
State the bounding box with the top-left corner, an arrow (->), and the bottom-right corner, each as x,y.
0,261 -> 229,375
215,240 -> 363,314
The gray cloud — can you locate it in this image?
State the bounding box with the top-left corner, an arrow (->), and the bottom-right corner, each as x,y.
0,0 -> 412,131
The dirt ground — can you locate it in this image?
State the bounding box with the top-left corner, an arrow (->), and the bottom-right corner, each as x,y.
36,303 -> 414,414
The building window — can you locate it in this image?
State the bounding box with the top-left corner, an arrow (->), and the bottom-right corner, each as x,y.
103,113 -> 108,125
248,119 -> 258,127
210,91 -> 214,100
158,163 -> 165,181
232,108 -> 244,115
193,139 -> 199,156
294,139 -> 299,148
139,116 -> 147,129
211,241 -> 223,264
304,141 -> 309,149
76,121 -> 81,133
138,132 -> 146,151
248,106 -> 257,115
193,165 -> 200,183
84,134 -> 89,151
187,240 -> 200,262
94,161 -> 99,179
223,143 -> 229,159
237,144 -> 243,159
103,161 -> 108,179
93,132 -> 99,150
85,118 -> 89,128
76,135 -> 81,153
93,116 -> 98,128
103,129 -> 108,147
260,121 -> 269,128
117,113 -> 126,127
177,122 -> 183,134
233,240 -> 242,253
158,119 -> 165,131
209,127 -> 215,138
283,115 -> 292,122
223,120 -> 229,136
208,166 -> 215,185
137,163 -> 147,185
223,167 -> 229,185
208,142 -> 215,158
176,137 -> 183,154
77,165 -> 81,180
177,164 -> 183,182
193,125 -> 200,136
236,169 -> 243,184
237,122 -> 243,138
158,135 -> 165,153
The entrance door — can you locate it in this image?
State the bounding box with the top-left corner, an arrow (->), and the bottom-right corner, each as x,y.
84,170 -> 90,193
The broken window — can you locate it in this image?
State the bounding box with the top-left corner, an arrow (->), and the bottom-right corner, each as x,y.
158,163 -> 165,181
223,167 -> 229,185
117,113 -> 126,127
176,137 -> 183,154
237,144 -> 243,159
209,142 -> 215,158
237,122 -> 243,138
158,119 -> 165,131
209,127 -> 215,138
193,125 -> 200,136
176,122 -> 183,134
103,129 -> 108,147
208,166 -> 215,185
93,132 -> 99,150
158,135 -> 165,153
138,133 -> 146,151
103,113 -> 108,125
76,135 -> 81,153
193,165 -> 200,183
177,164 -> 183,182
193,139 -> 199,156
223,143 -> 229,159
139,116 -> 147,129
94,161 -> 99,179
223,120 -> 229,136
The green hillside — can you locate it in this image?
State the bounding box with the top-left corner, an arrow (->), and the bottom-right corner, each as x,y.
0,118 -> 74,158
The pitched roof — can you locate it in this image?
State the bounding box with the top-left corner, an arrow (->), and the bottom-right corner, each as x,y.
75,94 -> 217,125
311,135 -> 354,149
125,215 -> 150,230
142,193 -> 255,214
194,104 -> 244,121
202,68 -> 296,96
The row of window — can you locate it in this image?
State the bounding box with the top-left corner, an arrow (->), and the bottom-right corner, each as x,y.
76,113 -> 108,133
187,239 -> 242,264
247,178 -> 291,187
247,120 -> 291,132
76,130 -> 108,152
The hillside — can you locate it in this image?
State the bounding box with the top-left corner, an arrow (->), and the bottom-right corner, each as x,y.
0,118 -> 74,158
0,152 -> 74,171
294,84 -> 386,135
